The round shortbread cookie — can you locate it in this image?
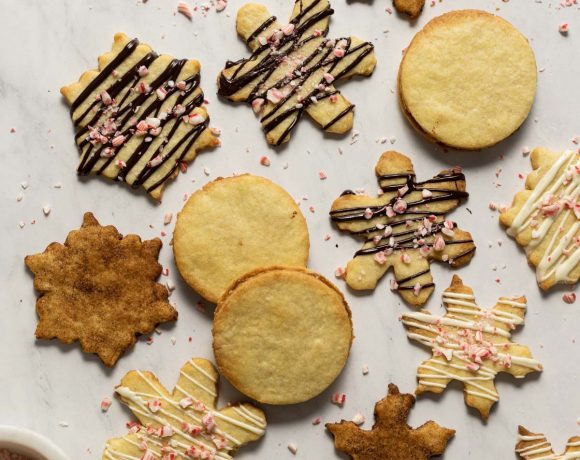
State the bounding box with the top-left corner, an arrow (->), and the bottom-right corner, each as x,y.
173,174 -> 309,303
398,10 -> 537,150
213,266 -> 353,405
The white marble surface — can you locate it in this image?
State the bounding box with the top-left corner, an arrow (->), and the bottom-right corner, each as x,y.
0,0 -> 579,458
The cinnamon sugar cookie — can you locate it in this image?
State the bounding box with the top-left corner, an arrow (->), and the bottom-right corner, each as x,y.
398,10 -> 536,150
218,0 -> 376,146
500,148 -> 580,290
173,175 -> 309,303
213,267 -> 353,405
61,33 -> 219,200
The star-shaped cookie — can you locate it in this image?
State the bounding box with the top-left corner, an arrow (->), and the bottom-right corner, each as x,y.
516,425 -> 580,459
61,33 -> 220,201
401,275 -> 543,420
217,0 -> 377,146
500,147 -> 579,290
103,358 -> 266,459
25,212 -> 177,367
326,383 -> 455,460
330,150 -> 476,306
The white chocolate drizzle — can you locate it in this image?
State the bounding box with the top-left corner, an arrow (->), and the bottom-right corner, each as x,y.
103,360 -> 266,460
506,149 -> 580,285
401,281 -> 542,417
516,429 -> 580,459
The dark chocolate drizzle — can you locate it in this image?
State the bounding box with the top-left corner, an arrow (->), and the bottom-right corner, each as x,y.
68,37 -> 211,196
330,170 -> 475,292
217,0 -> 374,145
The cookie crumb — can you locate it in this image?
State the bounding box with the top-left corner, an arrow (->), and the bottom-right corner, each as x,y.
163,213 -> 173,225
42,205 -> 51,216
362,364 -> 369,375
287,443 -> 298,455
352,413 -> 365,425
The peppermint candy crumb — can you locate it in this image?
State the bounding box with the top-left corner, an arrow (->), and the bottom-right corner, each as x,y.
177,1 -> 193,19
352,413 -> 365,425
362,364 -> 369,375
331,392 -> 346,407
260,156 -> 271,167
559,23 -> 569,34
100,397 -> 112,412
562,292 -> 576,304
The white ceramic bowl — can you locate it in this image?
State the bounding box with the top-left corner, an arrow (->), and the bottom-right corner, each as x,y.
0,426 -> 68,460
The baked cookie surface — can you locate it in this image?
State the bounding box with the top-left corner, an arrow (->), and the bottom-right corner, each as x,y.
25,212 -> 177,367
173,174 -> 309,303
213,266 -> 353,405
217,0 -> 376,145
398,10 -> 536,150
500,148 -> 580,290
103,358 -> 266,459
326,384 -> 455,460
330,150 -> 475,306
61,33 -> 219,200
516,425 -> 580,459
401,275 -> 542,420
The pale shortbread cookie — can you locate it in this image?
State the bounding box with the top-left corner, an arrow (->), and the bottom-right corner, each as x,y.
398,10 -> 537,150
401,275 -> 543,421
173,175 -> 309,303
213,266 -> 353,405
330,151 -> 475,307
217,0 -> 376,146
103,358 -> 266,459
516,425 -> 580,459
61,33 -> 219,201
500,148 -> 580,290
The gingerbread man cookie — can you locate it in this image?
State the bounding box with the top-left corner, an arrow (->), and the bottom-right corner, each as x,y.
61,33 -> 219,201
500,148 -> 580,290
330,151 -> 475,306
103,358 -> 266,459
217,0 -> 377,146
401,275 -> 543,420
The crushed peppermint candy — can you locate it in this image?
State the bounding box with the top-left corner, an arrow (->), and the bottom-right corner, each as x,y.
177,1 -> 193,19
312,417 -> 321,425
331,392 -> 346,406
260,156 -> 271,166
562,292 -> 576,304
335,266 -> 346,278
100,396 -> 112,412
559,23 -> 570,34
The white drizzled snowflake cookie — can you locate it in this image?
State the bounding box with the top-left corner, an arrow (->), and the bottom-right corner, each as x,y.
217,0 -> 377,146
500,147 -> 580,290
330,151 -> 476,307
516,425 -> 580,459
103,358 -> 266,460
61,33 -> 220,201
401,275 -> 543,421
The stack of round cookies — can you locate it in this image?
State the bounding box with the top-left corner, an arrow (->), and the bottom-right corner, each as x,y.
173,174 -> 353,404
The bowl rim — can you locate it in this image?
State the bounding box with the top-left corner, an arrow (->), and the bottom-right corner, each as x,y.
0,426 -> 69,460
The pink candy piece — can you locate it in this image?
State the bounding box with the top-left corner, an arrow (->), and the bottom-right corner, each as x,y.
252,98 -> 265,114
100,397 -> 112,412
563,292 -> 576,304
177,1 -> 193,19
260,156 -> 271,166
331,392 -> 346,406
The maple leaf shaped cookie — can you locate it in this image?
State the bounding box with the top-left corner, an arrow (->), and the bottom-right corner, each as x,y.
326,383 -> 455,460
330,151 -> 476,306
103,358 -> 266,460
516,425 -> 580,459
500,147 -> 580,290
25,212 -> 177,367
217,0 -> 377,146
401,275 -> 543,420
61,33 -> 220,201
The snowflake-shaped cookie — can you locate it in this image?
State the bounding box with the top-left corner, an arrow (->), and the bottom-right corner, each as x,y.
326,384 -> 455,460
104,358 -> 266,459
401,275 -> 543,420
500,147 -> 580,290
61,33 -> 220,201
516,425 -> 580,459
217,0 -> 377,146
25,212 -> 177,367
330,150 -> 476,306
